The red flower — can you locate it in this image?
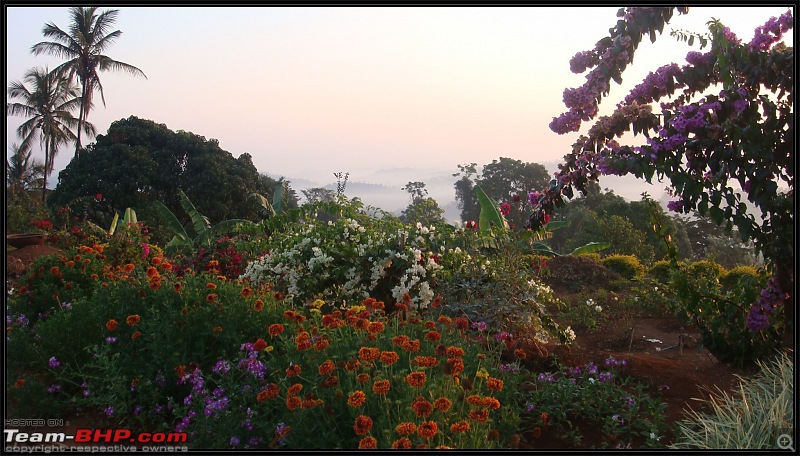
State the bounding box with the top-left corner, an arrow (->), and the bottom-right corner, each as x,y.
96,193 -> 103,201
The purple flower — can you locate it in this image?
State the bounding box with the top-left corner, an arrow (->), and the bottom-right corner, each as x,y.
526,404 -> 536,413
537,372 -> 555,383
104,406 -> 115,417
105,336 -> 118,343
585,362 -> 598,375
212,360 -> 232,375
47,384 -> 62,394
471,321 -> 488,332
230,436 -> 240,447
133,406 -> 143,415
598,371 -> 614,382
667,200 -> 684,213
16,314 -> 29,326
48,356 -> 60,368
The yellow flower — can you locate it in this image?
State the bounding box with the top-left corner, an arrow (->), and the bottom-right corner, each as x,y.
476,368 -> 490,379
310,308 -> 321,314
265,346 -> 274,352
312,299 -> 325,309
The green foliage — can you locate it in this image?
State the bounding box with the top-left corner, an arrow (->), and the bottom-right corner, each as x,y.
601,255 -> 645,280
521,356 -> 669,448
50,116 -> 294,228
669,260 -> 782,368
720,265 -> 760,289
154,188 -> 256,255
670,351 -> 793,449
648,260 -> 675,284
556,296 -> 607,333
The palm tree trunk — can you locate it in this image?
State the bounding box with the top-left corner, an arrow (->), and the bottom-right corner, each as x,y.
42,140 -> 50,203
75,84 -> 87,157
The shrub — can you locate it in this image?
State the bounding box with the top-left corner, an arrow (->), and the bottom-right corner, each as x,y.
541,256 -> 622,293
669,261 -> 781,368
647,260 -> 675,284
576,252 -> 602,262
670,351 -> 793,449
601,255 -> 645,280
720,265 -> 761,289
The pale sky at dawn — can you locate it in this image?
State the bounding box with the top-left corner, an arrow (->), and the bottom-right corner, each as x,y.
5,5 -> 795,213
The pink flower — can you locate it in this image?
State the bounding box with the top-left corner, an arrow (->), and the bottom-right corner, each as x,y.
96,193 -> 103,201
500,203 -> 511,216
142,242 -> 150,258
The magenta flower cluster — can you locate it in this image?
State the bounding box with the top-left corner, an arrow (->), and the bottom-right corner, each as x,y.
749,10 -> 794,51
746,274 -> 788,331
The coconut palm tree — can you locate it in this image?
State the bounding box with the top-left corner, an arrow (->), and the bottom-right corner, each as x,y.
6,142 -> 45,197
7,66 -> 92,202
31,6 -> 147,157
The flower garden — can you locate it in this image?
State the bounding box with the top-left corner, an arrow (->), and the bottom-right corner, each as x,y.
5,195 -> 793,450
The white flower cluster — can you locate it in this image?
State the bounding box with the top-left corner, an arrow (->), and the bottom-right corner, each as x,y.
585,298 -> 602,313
241,215 -> 449,309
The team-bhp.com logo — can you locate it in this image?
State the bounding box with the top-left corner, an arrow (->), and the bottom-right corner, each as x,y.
5,428 -> 187,445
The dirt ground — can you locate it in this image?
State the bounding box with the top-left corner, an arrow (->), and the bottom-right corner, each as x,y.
5,244 -> 748,449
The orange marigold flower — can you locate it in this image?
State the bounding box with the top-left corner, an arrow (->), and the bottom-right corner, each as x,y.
379,351 -> 399,366
50,266 -> 61,276
417,421 -> 438,439
175,364 -> 186,379
454,317 -> 469,331
467,394 -> 483,406
206,293 -> 217,303
105,319 -> 118,331
314,338 -> 330,351
66,260 -> 75,268
15,379 -> 26,388
268,323 -> 285,337
402,339 -> 421,352
286,364 -> 301,377
91,274 -> 99,280
392,438 -> 412,449
173,282 -> 183,293
450,421 -> 470,433
424,320 -> 436,329
434,397 -> 452,411
146,267 -> 158,278
131,331 -> 142,341
358,436 -> 377,449
514,348 -> 526,359
123,264 -> 135,273
296,340 -> 312,351
483,396 -> 501,409
252,299 -> 265,312
412,397 -> 433,418
253,338 -> 268,352
149,278 -> 162,290
411,356 -> 439,368
358,347 -> 380,362
353,415 -> 373,436
487,429 -> 500,441
321,376 -> 339,388
395,422 -> 417,435
283,310 -> 297,321
401,292 -> 412,306
444,358 -> 465,376
206,282 -> 217,290
347,390 -> 367,407
416,444 -> 429,449
469,409 -> 489,422
286,395 -> 302,411
446,346 -> 465,358
151,256 -> 162,266
356,373 -> 370,384
287,383 -> 303,396
425,330 -> 442,342
406,371 -> 426,388
487,377 -> 504,392
431,295 -> 443,308
274,291 -> 285,301
366,321 -> 385,334
160,262 -> 173,271
366,376 -> 386,393
212,326 -> 223,333
344,359 -> 361,371
240,287 -> 253,298
437,315 -> 452,325
391,335 -> 409,347
257,390 -> 270,402
126,314 -> 141,326
318,360 -> 335,376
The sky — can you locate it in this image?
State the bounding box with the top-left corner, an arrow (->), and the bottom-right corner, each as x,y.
5,5 -> 795,215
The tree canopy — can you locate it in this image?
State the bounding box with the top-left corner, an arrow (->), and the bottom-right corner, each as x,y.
50,116 -> 296,230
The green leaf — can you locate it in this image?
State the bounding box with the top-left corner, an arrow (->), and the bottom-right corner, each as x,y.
177,189 -> 210,239
108,212 -> 119,236
475,186 -> 507,234
153,200 -> 190,243
569,242 -> 611,256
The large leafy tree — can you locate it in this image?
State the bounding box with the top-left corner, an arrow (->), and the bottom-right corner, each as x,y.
50,116 -> 294,232
530,7 -> 793,338
31,6 -> 146,156
6,67 -> 91,202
